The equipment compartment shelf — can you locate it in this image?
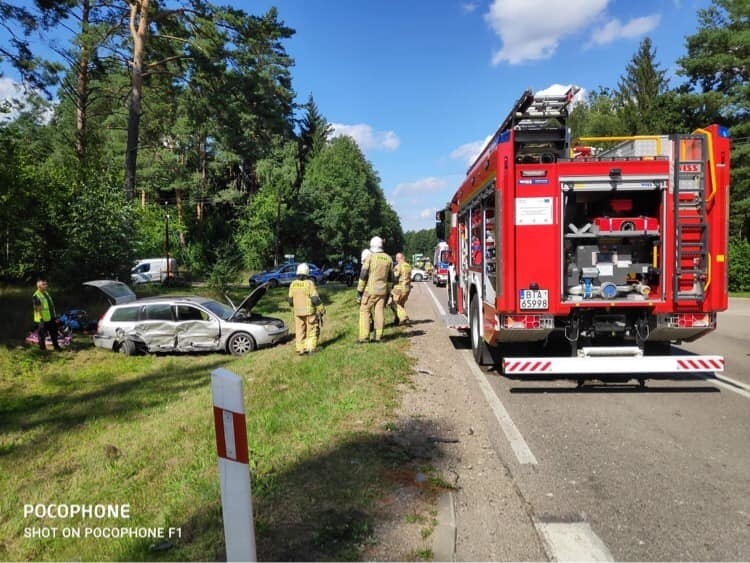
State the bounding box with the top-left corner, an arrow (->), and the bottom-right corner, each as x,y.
565,231 -> 660,238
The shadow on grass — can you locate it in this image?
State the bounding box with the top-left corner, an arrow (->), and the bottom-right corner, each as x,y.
0,355 -> 227,457
123,419 -> 449,562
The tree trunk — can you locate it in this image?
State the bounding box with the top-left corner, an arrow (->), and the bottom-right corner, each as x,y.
196,133 -> 207,221
75,0 -> 91,164
175,187 -> 186,246
124,0 -> 150,200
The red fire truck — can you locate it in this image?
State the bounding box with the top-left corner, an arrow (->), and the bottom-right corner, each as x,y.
437,88 -> 730,381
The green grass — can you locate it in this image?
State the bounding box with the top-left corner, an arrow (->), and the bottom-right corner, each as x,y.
0,283 -> 420,561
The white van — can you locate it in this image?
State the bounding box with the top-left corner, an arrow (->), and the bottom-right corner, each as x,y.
131,258 -> 178,284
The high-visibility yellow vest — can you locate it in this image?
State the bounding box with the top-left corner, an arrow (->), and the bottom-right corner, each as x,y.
33,289 -> 54,323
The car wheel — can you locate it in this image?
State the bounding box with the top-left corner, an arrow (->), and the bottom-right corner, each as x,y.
267,278 -> 279,288
118,339 -> 136,356
413,273 -> 423,282
228,332 -> 256,356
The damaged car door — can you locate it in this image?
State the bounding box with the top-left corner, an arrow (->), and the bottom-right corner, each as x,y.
136,303 -> 179,351
174,304 -> 221,351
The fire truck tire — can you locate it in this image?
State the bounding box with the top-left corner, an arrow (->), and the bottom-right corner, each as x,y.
470,296 -> 498,366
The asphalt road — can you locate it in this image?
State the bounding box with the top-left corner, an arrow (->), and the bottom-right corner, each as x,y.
420,284 -> 750,561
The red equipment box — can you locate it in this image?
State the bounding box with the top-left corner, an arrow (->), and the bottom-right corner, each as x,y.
593,216 -> 659,233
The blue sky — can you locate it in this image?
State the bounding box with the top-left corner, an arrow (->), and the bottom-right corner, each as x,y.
0,0 -> 711,232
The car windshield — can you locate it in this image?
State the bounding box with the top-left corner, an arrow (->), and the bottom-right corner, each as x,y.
201,299 -> 233,320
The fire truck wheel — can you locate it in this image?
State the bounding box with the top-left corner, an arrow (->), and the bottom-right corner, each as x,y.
470,296 -> 497,366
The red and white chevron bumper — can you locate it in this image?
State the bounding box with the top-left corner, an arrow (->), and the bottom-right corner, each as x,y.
503,355 -> 724,375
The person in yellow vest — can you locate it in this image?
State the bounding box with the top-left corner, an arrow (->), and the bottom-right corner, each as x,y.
32,278 -> 61,351
390,252 -> 413,325
288,263 -> 325,355
357,236 -> 394,343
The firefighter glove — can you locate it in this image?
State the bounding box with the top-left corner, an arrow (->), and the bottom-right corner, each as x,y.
356,291 -> 363,304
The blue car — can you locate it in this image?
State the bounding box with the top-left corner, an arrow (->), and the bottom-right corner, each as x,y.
249,262 -> 324,288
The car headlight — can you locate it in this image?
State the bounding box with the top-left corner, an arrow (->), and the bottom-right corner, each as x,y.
262,320 -> 285,332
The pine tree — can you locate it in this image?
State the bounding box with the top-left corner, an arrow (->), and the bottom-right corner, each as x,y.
616,37 -> 669,134
677,0 -> 750,238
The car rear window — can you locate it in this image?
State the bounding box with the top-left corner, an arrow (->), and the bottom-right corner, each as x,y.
111,306 -> 140,322
145,303 -> 173,321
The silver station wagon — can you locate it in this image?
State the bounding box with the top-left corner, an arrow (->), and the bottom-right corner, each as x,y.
85,280 -> 288,356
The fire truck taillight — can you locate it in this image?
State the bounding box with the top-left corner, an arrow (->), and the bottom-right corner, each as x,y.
665,313 -> 714,328
503,315 -> 554,329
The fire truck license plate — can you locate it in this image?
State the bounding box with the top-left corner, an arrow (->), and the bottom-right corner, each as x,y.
519,289 -> 548,310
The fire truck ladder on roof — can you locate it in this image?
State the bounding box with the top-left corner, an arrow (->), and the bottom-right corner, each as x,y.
512,88 -> 577,163
468,88 -> 578,172
673,134 -> 709,304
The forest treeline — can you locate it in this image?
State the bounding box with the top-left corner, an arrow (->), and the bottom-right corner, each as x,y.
0,0 -> 747,288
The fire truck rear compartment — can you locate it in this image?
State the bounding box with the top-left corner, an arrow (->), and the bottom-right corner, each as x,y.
562,188 -> 663,303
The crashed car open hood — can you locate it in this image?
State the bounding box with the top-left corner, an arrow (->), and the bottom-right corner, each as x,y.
226,282 -> 268,320
83,280 -> 137,304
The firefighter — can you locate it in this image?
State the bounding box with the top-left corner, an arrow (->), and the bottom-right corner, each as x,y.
357,236 -> 394,343
390,252 -> 412,325
288,263 -> 325,355
32,278 -> 61,351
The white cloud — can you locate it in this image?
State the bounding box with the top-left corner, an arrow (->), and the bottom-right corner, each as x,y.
394,176 -> 449,196
450,136 -> 493,166
483,1 -> 661,65
484,0 -> 609,65
330,122 -> 400,151
0,77 -> 25,120
461,2 -> 479,13
589,15 -> 660,46
0,77 -> 23,100
419,208 -> 436,219
0,77 -> 55,123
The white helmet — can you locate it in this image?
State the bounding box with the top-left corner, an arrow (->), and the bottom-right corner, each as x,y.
369,236 -> 383,252
296,263 -> 310,276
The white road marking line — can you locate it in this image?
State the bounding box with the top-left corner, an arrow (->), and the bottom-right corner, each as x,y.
461,350 -> 538,465
705,374 -> 750,400
424,283 -> 447,318
424,282 -> 536,465
535,521 -> 614,562
713,373 -> 750,391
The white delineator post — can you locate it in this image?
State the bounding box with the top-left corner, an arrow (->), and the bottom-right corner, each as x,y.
211,368 -> 257,562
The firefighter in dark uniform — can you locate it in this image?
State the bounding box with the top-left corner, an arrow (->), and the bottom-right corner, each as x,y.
390,252 -> 412,325
288,263 -> 325,354
357,236 -> 394,343
32,278 -> 61,351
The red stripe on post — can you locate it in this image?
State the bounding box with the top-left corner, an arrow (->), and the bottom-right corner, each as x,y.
231,411 -> 249,464
213,406 -> 226,458
213,406 -> 249,464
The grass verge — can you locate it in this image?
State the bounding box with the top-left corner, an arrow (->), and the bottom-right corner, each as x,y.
0,283 -> 428,561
